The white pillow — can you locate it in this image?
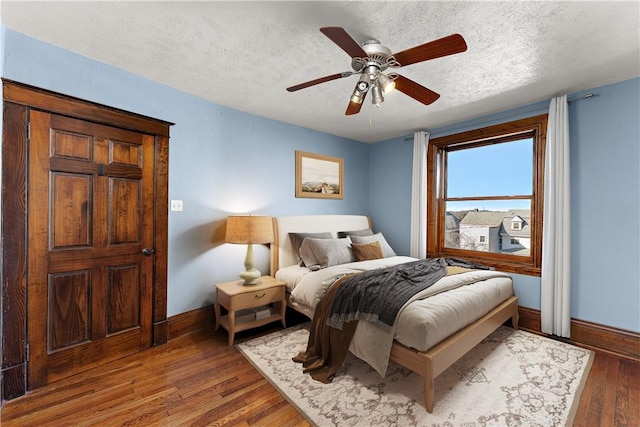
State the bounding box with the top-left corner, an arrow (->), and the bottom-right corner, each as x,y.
349,232 -> 396,258
299,237 -> 355,268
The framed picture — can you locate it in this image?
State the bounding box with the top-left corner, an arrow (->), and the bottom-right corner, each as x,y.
295,151 -> 344,199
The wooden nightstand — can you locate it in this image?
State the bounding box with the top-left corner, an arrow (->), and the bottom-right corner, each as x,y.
214,275 -> 287,346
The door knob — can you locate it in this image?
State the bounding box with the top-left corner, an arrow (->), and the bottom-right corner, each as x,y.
142,248 -> 155,256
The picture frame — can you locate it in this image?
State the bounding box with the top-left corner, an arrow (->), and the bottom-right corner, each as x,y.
295,151 -> 344,199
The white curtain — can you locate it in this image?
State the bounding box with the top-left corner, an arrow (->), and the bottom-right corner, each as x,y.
541,95 -> 571,337
410,131 -> 429,258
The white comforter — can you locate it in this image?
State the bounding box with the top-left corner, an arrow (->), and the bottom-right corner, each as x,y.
280,256 -> 418,309
277,257 -> 513,377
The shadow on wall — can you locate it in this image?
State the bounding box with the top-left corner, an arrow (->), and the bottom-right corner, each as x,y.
173,219 -> 227,260
212,219 -> 227,246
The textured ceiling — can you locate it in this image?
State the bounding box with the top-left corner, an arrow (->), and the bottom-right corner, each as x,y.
1,1 -> 639,143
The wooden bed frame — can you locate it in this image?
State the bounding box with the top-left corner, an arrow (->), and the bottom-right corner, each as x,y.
270,215 -> 519,413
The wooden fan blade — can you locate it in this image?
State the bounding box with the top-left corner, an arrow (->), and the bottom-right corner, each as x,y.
392,34 -> 467,67
345,92 -> 367,115
394,74 -> 440,105
287,72 -> 351,92
320,27 -> 367,58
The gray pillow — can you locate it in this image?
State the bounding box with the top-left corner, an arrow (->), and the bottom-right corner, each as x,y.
349,233 -> 396,258
299,237 -> 355,269
289,232 -> 332,266
337,228 -> 373,239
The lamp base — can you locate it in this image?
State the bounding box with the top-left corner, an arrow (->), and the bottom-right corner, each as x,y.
239,268 -> 261,285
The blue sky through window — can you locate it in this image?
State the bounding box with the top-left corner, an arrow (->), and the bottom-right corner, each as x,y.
446,138 -> 533,211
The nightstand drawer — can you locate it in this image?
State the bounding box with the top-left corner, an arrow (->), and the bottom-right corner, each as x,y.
234,286 -> 282,310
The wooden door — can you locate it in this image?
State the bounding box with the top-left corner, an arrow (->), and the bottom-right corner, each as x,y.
27,111 -> 156,387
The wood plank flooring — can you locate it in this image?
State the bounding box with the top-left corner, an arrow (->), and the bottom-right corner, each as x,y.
2,323 -> 638,426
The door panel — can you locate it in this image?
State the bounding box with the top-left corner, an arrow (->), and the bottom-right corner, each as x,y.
27,110 -> 155,388
50,173 -> 93,249
51,130 -> 93,161
110,140 -> 141,166
107,264 -> 140,334
109,178 -> 141,244
48,270 -> 91,351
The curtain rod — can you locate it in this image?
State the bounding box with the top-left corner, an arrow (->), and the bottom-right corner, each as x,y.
402,93 -> 596,141
568,93 -> 595,102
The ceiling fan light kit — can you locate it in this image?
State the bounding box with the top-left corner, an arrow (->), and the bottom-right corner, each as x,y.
378,73 -> 396,94
350,72 -> 371,104
371,82 -> 384,107
287,27 -> 467,116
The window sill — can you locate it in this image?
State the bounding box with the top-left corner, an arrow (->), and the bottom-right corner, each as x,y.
429,251 -> 541,277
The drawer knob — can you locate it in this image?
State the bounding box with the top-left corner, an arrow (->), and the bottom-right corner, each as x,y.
255,293 -> 266,299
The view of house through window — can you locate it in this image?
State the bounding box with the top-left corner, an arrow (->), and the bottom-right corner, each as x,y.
427,114 -> 547,275
443,138 -> 533,257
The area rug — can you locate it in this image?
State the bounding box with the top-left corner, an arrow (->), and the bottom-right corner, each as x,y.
237,324 -> 593,427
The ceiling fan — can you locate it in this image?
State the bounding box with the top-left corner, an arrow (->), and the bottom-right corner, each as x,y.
287,27 -> 468,115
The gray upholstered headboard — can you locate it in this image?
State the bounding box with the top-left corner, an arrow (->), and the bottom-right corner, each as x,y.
270,215 -> 371,274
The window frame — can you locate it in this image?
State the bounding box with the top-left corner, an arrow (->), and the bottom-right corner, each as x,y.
426,114 -> 547,276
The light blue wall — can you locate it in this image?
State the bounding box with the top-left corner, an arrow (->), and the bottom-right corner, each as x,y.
368,135 -> 413,256
1,29 -> 370,316
370,78 -> 640,333
568,80 -> 640,331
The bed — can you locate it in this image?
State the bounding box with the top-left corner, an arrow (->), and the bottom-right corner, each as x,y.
270,214 -> 519,413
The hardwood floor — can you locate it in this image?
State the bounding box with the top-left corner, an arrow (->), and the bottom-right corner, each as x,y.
2,323 -> 638,426
573,351 -> 640,426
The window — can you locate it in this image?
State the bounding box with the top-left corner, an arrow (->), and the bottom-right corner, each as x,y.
427,115 -> 547,275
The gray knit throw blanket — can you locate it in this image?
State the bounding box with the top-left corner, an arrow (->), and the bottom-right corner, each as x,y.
326,257 -> 449,332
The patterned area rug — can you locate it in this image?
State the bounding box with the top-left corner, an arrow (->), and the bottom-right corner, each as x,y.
237,324 -> 593,427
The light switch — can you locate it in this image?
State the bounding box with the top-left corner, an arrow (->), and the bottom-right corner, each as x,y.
170,200 -> 183,212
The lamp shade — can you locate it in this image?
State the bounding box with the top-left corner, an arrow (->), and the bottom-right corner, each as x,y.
225,215 -> 274,244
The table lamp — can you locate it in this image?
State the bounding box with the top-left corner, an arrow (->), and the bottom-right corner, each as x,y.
225,215 -> 274,285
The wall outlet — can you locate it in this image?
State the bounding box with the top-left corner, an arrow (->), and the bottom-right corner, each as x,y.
170,200 -> 183,212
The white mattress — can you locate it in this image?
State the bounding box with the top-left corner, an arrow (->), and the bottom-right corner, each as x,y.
393,274 -> 513,351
